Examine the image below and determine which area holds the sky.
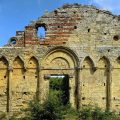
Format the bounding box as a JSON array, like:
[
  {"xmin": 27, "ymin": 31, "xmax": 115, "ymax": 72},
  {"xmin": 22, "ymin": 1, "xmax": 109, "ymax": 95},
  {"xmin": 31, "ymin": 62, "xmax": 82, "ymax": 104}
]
[{"xmin": 0, "ymin": 0, "xmax": 120, "ymax": 46}]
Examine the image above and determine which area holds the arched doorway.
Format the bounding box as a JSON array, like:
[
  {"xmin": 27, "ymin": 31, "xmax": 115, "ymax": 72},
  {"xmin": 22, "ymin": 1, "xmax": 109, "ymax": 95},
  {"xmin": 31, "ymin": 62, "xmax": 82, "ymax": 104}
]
[{"xmin": 40, "ymin": 48, "xmax": 78, "ymax": 108}]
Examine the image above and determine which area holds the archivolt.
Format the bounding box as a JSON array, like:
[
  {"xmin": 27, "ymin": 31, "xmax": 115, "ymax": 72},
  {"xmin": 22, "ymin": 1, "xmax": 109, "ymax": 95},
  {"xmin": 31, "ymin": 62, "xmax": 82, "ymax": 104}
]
[{"xmin": 41, "ymin": 46, "xmax": 79, "ymax": 67}]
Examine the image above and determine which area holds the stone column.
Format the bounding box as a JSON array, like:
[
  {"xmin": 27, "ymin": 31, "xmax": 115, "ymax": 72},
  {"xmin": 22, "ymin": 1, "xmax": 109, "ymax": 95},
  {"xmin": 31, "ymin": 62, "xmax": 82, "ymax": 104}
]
[
  {"xmin": 75, "ymin": 61, "xmax": 81, "ymax": 109},
  {"xmin": 37, "ymin": 65, "xmax": 41, "ymax": 101},
  {"xmin": 7, "ymin": 66, "xmax": 13, "ymax": 117},
  {"xmin": 107, "ymin": 65, "xmax": 112, "ymax": 110}
]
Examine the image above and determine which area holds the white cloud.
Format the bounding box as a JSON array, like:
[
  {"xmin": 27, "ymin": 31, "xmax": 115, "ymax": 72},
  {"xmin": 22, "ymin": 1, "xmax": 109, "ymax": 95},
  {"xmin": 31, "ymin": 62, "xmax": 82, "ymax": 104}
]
[{"xmin": 92, "ymin": 0, "xmax": 120, "ymax": 11}]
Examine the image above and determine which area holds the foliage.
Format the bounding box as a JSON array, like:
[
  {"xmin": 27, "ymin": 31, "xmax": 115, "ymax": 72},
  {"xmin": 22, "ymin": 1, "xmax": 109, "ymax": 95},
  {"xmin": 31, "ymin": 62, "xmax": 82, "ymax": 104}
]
[
  {"xmin": 10, "ymin": 116, "xmax": 18, "ymax": 120},
  {"xmin": 0, "ymin": 111, "xmax": 6, "ymax": 120},
  {"xmin": 78, "ymin": 105, "xmax": 92, "ymax": 120},
  {"xmin": 9, "ymin": 77, "xmax": 120, "ymax": 120},
  {"xmin": 22, "ymin": 96, "xmax": 64, "ymax": 120},
  {"xmin": 78, "ymin": 105, "xmax": 120, "ymax": 120},
  {"xmin": 50, "ymin": 77, "xmax": 63, "ymax": 90},
  {"xmin": 20, "ymin": 77, "xmax": 74, "ymax": 120},
  {"xmin": 50, "ymin": 76, "xmax": 69, "ymax": 105},
  {"xmin": 9, "ymin": 103, "xmax": 120, "ymax": 120}
]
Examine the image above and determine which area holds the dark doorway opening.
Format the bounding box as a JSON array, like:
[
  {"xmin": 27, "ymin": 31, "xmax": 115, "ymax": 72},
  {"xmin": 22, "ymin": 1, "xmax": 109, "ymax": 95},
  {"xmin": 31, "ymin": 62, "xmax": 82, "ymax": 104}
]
[{"xmin": 49, "ymin": 74, "xmax": 69, "ymax": 105}]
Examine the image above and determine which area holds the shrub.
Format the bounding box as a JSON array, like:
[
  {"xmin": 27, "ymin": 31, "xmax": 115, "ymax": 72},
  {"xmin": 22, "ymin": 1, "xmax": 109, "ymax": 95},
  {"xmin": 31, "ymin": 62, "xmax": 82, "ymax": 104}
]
[
  {"xmin": 0, "ymin": 112, "xmax": 6, "ymax": 120},
  {"xmin": 78, "ymin": 105, "xmax": 93, "ymax": 120},
  {"xmin": 77, "ymin": 105, "xmax": 120, "ymax": 120},
  {"xmin": 23, "ymin": 93, "xmax": 65, "ymax": 120},
  {"xmin": 9, "ymin": 77, "xmax": 120, "ymax": 120}
]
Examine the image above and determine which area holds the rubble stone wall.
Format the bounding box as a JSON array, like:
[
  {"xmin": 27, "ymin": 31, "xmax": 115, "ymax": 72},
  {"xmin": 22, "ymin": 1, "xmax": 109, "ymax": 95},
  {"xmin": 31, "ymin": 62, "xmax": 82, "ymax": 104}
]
[{"xmin": 0, "ymin": 4, "xmax": 120, "ymax": 114}]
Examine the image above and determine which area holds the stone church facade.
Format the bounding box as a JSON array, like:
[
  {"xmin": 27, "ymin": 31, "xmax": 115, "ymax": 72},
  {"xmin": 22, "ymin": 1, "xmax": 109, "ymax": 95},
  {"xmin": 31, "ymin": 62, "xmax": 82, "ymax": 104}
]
[{"xmin": 0, "ymin": 4, "xmax": 120, "ymax": 114}]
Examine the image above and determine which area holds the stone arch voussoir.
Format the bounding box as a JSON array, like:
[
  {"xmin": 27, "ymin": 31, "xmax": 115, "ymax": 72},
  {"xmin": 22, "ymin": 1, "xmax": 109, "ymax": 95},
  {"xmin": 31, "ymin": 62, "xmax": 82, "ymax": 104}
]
[{"xmin": 41, "ymin": 46, "xmax": 79, "ymax": 68}]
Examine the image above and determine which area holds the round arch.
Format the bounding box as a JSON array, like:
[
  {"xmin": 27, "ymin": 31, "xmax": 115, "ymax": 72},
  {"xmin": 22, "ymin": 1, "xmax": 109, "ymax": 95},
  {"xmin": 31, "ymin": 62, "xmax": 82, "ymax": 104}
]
[
  {"xmin": 40, "ymin": 46, "xmax": 79, "ymax": 108},
  {"xmin": 41, "ymin": 46, "xmax": 79, "ymax": 67}
]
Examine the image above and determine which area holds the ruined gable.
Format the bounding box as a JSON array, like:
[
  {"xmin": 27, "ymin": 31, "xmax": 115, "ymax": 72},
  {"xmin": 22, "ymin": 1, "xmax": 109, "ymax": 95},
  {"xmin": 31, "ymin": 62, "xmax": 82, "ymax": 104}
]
[{"xmin": 0, "ymin": 4, "xmax": 120, "ymax": 115}]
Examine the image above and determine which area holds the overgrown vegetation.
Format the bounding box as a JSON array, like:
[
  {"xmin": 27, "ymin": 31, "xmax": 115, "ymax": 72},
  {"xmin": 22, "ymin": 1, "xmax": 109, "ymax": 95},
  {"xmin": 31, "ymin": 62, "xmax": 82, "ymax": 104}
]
[
  {"xmin": 49, "ymin": 76, "xmax": 69, "ymax": 105},
  {"xmin": 20, "ymin": 96, "xmax": 77, "ymax": 120},
  {"xmin": 8, "ymin": 102, "xmax": 120, "ymax": 120},
  {"xmin": 78, "ymin": 105, "xmax": 120, "ymax": 120},
  {"xmin": 0, "ymin": 111, "xmax": 7, "ymax": 120},
  {"xmin": 0, "ymin": 77, "xmax": 119, "ymax": 120}
]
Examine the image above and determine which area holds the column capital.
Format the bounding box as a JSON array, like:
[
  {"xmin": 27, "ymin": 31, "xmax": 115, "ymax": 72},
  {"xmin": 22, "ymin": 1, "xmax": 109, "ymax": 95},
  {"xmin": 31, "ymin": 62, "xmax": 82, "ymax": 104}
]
[
  {"xmin": 92, "ymin": 67, "xmax": 97, "ymax": 71},
  {"xmin": 8, "ymin": 66, "xmax": 13, "ymax": 71},
  {"xmin": 37, "ymin": 66, "xmax": 44, "ymax": 71},
  {"xmin": 106, "ymin": 65, "xmax": 113, "ymax": 72},
  {"xmin": 37, "ymin": 66, "xmax": 40, "ymax": 71},
  {"xmin": 109, "ymin": 65, "xmax": 113, "ymax": 71},
  {"xmin": 75, "ymin": 66, "xmax": 81, "ymax": 70}
]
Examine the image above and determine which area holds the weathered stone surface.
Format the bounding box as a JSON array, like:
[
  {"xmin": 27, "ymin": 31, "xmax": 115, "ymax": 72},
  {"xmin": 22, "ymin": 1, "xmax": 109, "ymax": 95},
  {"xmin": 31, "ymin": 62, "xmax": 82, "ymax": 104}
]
[{"xmin": 0, "ymin": 3, "xmax": 120, "ymax": 114}]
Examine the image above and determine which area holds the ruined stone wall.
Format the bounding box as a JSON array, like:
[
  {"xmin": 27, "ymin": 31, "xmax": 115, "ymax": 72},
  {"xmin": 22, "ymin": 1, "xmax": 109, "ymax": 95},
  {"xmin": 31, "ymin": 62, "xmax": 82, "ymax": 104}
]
[{"xmin": 0, "ymin": 4, "xmax": 120, "ymax": 114}]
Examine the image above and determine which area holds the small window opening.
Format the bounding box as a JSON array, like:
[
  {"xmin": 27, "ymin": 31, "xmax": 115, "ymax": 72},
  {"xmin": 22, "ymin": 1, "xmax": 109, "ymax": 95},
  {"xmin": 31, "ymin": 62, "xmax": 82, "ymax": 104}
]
[
  {"xmin": 10, "ymin": 38, "xmax": 16, "ymax": 45},
  {"xmin": 113, "ymin": 16, "xmax": 116, "ymax": 19},
  {"xmin": 118, "ymin": 56, "xmax": 120, "ymax": 60},
  {"xmin": 104, "ymin": 33, "xmax": 107, "ymax": 35},
  {"xmin": 82, "ymin": 97, "xmax": 85, "ymax": 100},
  {"xmin": 23, "ymin": 92, "xmax": 27, "ymax": 95},
  {"xmin": 74, "ymin": 26, "xmax": 77, "ymax": 29},
  {"xmin": 23, "ymin": 76, "xmax": 25, "ymax": 79},
  {"xmin": 54, "ymin": 10, "xmax": 58, "ymax": 15},
  {"xmin": 58, "ymin": 26, "xmax": 60, "ymax": 28},
  {"xmin": 37, "ymin": 25, "xmax": 46, "ymax": 39},
  {"xmin": 102, "ymin": 97, "xmax": 105, "ymax": 100},
  {"xmin": 4, "ymin": 76, "xmax": 6, "ymax": 78},
  {"xmin": 88, "ymin": 28, "xmax": 90, "ymax": 32},
  {"xmin": 73, "ymin": 11, "xmax": 76, "ymax": 14},
  {"xmin": 113, "ymin": 35, "xmax": 119, "ymax": 41}
]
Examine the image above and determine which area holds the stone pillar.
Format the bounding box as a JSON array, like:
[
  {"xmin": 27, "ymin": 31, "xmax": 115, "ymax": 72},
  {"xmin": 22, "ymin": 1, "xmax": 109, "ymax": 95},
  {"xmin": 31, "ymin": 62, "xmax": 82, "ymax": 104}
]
[
  {"xmin": 69, "ymin": 74, "xmax": 75, "ymax": 108},
  {"xmin": 7, "ymin": 66, "xmax": 13, "ymax": 116},
  {"xmin": 107, "ymin": 65, "xmax": 112, "ymax": 110},
  {"xmin": 37, "ymin": 66, "xmax": 41, "ymax": 101},
  {"xmin": 75, "ymin": 61, "xmax": 81, "ymax": 109}
]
